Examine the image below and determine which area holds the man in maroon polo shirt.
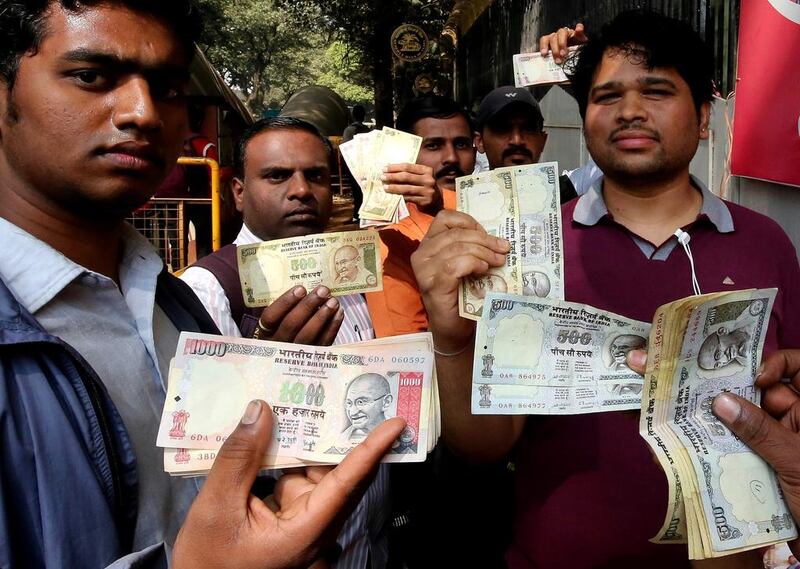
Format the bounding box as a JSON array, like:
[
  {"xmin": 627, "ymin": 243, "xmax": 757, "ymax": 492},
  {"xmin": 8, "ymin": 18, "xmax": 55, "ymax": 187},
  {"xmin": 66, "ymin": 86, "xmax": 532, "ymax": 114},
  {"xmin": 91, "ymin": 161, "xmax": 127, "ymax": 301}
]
[{"xmin": 410, "ymin": 10, "xmax": 800, "ymax": 568}]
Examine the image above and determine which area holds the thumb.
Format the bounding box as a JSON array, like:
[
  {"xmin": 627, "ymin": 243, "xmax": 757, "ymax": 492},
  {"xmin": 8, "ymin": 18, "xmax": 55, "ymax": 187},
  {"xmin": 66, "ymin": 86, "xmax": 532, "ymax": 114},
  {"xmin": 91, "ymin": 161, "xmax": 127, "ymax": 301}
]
[
  {"xmin": 712, "ymin": 393, "xmax": 799, "ymax": 475},
  {"xmin": 204, "ymin": 399, "xmax": 274, "ymax": 508}
]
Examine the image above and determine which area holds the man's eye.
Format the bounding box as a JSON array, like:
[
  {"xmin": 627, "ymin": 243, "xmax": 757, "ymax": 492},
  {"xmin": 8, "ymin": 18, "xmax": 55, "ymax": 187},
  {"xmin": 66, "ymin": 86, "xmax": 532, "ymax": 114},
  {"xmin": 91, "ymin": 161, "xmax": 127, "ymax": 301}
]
[
  {"xmin": 73, "ymin": 70, "xmax": 107, "ymax": 87},
  {"xmin": 643, "ymin": 89, "xmax": 671, "ymax": 98},
  {"xmin": 152, "ymin": 82, "xmax": 184, "ymax": 100},
  {"xmin": 594, "ymin": 93, "xmax": 620, "ymax": 103},
  {"xmin": 455, "ymin": 141, "xmax": 472, "ymax": 149},
  {"xmin": 424, "ymin": 143, "xmax": 441, "ymax": 150}
]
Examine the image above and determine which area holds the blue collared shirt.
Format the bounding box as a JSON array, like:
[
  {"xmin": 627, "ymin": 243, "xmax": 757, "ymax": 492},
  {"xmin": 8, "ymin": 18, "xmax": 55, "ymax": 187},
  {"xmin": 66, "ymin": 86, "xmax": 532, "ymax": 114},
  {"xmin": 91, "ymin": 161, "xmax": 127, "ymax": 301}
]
[{"xmin": 0, "ymin": 217, "xmax": 199, "ymax": 551}]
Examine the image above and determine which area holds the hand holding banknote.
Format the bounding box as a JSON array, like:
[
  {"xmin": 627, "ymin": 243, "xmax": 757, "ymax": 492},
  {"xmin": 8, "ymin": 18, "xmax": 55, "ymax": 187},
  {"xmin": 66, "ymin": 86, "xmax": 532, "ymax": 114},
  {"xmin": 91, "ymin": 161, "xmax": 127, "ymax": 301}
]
[
  {"xmin": 381, "ymin": 162, "xmax": 443, "ymax": 216},
  {"xmin": 411, "ymin": 210, "xmax": 510, "ymax": 354},
  {"xmin": 538, "ymin": 22, "xmax": 588, "ymax": 64},
  {"xmin": 173, "ymin": 399, "xmax": 406, "ymax": 569},
  {"xmin": 253, "ymin": 285, "xmax": 343, "ymax": 345}
]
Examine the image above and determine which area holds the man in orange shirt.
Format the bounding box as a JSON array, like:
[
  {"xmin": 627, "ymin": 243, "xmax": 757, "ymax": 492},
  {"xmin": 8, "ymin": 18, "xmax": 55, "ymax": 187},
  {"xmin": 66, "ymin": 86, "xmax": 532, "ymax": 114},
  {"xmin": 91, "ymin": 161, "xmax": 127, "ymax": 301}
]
[{"xmin": 367, "ymin": 96, "xmax": 477, "ymax": 337}]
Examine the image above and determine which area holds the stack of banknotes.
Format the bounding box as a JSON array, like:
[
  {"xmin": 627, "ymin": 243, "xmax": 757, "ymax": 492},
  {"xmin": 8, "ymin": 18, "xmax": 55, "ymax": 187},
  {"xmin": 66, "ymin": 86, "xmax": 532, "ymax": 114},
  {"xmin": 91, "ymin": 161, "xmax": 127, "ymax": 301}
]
[
  {"xmin": 472, "ymin": 293, "xmax": 651, "ymax": 415},
  {"xmin": 339, "ymin": 127, "xmax": 422, "ymax": 227},
  {"xmin": 639, "ymin": 288, "xmax": 797, "ymax": 558},
  {"xmin": 237, "ymin": 230, "xmax": 383, "ymax": 307},
  {"xmin": 456, "ymin": 162, "xmax": 565, "ymax": 319},
  {"xmin": 157, "ymin": 332, "xmax": 440, "ymax": 476},
  {"xmin": 512, "ymin": 46, "xmax": 578, "ymax": 87}
]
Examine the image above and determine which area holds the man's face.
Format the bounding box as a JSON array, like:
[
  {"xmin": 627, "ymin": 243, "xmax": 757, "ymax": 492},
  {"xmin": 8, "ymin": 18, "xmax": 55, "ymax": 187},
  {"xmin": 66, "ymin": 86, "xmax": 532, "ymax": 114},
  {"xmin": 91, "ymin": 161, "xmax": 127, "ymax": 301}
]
[
  {"xmin": 233, "ymin": 129, "xmax": 332, "ymax": 241},
  {"xmin": 583, "ymin": 49, "xmax": 710, "ymax": 186},
  {"xmin": 413, "ymin": 114, "xmax": 476, "ymax": 191},
  {"xmin": 0, "ymin": 4, "xmax": 189, "ymax": 218},
  {"xmin": 334, "ymin": 247, "xmax": 360, "ymax": 281},
  {"xmin": 476, "ymin": 105, "xmax": 547, "ymax": 168},
  {"xmin": 345, "ymin": 377, "xmax": 390, "ymax": 431}
]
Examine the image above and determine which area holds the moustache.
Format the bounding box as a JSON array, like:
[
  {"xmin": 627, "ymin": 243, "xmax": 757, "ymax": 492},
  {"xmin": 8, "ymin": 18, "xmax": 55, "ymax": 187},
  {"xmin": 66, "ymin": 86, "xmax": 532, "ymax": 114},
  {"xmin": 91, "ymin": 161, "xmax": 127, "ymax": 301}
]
[
  {"xmin": 609, "ymin": 123, "xmax": 661, "ymax": 142},
  {"xmin": 502, "ymin": 146, "xmax": 533, "ymax": 160},
  {"xmin": 435, "ymin": 165, "xmax": 465, "ymax": 179}
]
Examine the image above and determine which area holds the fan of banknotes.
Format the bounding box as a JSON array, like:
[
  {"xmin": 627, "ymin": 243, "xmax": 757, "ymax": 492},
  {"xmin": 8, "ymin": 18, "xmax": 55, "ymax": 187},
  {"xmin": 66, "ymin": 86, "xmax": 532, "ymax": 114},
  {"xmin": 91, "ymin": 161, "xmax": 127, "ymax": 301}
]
[
  {"xmin": 456, "ymin": 162, "xmax": 565, "ymax": 320},
  {"xmin": 512, "ymin": 46, "xmax": 578, "ymax": 88},
  {"xmin": 157, "ymin": 332, "xmax": 440, "ymax": 476},
  {"xmin": 640, "ymin": 288, "xmax": 797, "ymax": 558},
  {"xmin": 236, "ymin": 230, "xmax": 384, "ymax": 307},
  {"xmin": 339, "ymin": 127, "xmax": 422, "ymax": 227}
]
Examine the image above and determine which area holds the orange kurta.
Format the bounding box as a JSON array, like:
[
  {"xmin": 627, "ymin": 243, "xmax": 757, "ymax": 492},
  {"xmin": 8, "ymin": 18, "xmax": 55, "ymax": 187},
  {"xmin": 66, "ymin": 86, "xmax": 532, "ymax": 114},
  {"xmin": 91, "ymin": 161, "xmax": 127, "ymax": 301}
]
[{"xmin": 366, "ymin": 189, "xmax": 456, "ymax": 337}]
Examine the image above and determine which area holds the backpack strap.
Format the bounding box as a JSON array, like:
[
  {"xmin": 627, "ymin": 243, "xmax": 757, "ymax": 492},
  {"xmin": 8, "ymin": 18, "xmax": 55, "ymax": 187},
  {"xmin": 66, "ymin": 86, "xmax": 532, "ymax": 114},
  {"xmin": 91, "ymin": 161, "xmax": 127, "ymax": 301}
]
[{"xmin": 191, "ymin": 244, "xmax": 263, "ymax": 337}]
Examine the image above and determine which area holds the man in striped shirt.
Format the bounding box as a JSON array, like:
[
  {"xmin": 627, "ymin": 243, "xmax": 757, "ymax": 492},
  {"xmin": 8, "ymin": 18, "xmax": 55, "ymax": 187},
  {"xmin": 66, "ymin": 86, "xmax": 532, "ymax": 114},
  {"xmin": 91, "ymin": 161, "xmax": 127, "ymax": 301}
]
[{"xmin": 181, "ymin": 116, "xmax": 386, "ymax": 569}]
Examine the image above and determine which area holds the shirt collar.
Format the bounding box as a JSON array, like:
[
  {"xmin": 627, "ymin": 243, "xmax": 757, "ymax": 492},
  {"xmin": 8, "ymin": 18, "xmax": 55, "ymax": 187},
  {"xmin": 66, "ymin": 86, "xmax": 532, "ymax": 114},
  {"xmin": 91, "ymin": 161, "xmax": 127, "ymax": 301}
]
[
  {"xmin": 234, "ymin": 223, "xmax": 261, "ymax": 246},
  {"xmin": 572, "ymin": 174, "xmax": 734, "ymax": 233},
  {"xmin": 0, "ymin": 217, "xmax": 162, "ymax": 314}
]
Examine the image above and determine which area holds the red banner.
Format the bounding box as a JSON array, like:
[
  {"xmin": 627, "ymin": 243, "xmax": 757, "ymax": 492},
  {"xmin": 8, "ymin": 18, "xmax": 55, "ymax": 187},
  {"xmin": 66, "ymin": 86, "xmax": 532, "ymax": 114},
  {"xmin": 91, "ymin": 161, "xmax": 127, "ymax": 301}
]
[{"xmin": 731, "ymin": 0, "xmax": 800, "ymax": 187}]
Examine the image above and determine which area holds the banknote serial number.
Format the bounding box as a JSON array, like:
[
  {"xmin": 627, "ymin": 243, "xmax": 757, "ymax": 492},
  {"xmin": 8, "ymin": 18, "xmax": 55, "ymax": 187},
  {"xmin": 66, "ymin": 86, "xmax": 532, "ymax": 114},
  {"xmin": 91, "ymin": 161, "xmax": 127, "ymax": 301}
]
[{"xmin": 391, "ymin": 356, "xmax": 426, "ymax": 364}]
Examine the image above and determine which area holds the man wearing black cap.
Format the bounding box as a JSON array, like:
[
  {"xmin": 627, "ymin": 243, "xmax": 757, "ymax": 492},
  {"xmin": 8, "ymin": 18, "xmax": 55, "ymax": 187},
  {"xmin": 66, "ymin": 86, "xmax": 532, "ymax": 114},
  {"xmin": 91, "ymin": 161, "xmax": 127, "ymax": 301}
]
[{"xmin": 476, "ymin": 85, "xmax": 548, "ymax": 169}]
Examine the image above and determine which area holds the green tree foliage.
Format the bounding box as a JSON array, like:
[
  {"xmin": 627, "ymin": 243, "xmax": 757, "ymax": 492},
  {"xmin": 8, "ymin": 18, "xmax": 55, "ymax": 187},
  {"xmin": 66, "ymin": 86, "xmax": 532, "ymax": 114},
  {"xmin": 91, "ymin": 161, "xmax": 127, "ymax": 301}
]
[{"xmin": 196, "ymin": 0, "xmax": 374, "ymax": 115}]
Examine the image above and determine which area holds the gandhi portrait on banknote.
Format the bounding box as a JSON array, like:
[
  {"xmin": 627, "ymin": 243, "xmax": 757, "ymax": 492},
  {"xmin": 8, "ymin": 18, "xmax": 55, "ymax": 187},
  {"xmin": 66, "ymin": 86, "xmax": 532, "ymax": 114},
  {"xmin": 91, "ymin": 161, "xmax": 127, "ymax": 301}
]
[
  {"xmin": 333, "ymin": 245, "xmax": 375, "ymax": 286},
  {"xmin": 341, "ymin": 373, "xmax": 395, "ymax": 441},
  {"xmin": 697, "ymin": 326, "xmax": 752, "ymax": 370},
  {"xmin": 522, "ymin": 271, "xmax": 551, "ymax": 298},
  {"xmin": 467, "ymin": 274, "xmax": 508, "ymax": 301},
  {"xmin": 607, "ymin": 334, "xmax": 647, "ymax": 371}
]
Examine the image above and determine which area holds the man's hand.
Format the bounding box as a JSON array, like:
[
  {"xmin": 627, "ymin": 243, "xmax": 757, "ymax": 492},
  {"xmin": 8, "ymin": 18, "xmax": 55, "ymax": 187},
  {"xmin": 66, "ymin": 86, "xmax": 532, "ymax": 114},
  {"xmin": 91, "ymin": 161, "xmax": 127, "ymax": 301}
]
[
  {"xmin": 411, "ymin": 210, "xmax": 509, "ymax": 354},
  {"xmin": 381, "ymin": 163, "xmax": 443, "ymax": 216},
  {"xmin": 172, "ymin": 400, "xmax": 406, "ymax": 569},
  {"xmin": 538, "ymin": 23, "xmax": 588, "ymax": 64},
  {"xmin": 255, "ymin": 285, "xmax": 343, "ymax": 345}
]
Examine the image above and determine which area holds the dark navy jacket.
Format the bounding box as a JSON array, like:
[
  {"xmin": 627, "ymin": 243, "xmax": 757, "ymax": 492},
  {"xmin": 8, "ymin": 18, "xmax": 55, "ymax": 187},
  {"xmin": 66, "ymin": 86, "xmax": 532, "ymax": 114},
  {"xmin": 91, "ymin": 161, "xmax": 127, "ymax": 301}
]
[{"xmin": 0, "ymin": 270, "xmax": 218, "ymax": 568}]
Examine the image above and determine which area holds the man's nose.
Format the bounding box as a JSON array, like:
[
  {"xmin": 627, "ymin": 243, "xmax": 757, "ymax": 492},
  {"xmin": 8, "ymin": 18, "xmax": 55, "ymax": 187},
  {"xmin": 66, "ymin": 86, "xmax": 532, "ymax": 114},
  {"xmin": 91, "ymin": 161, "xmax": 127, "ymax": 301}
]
[
  {"xmin": 617, "ymin": 92, "xmax": 648, "ymax": 124},
  {"xmin": 441, "ymin": 141, "xmax": 458, "ymax": 165},
  {"xmin": 286, "ymin": 172, "xmax": 313, "ymax": 199},
  {"xmin": 112, "ymin": 77, "xmax": 164, "ymax": 133},
  {"xmin": 509, "ymin": 126, "xmax": 526, "ymax": 146}
]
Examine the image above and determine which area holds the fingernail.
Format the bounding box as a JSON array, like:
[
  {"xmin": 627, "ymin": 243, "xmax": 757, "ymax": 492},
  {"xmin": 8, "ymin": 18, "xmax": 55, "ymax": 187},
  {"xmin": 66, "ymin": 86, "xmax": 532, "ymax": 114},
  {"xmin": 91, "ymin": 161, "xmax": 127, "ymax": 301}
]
[
  {"xmin": 382, "ymin": 166, "xmax": 389, "ymax": 173},
  {"xmin": 560, "ymin": 49, "xmax": 567, "ymax": 57},
  {"xmin": 712, "ymin": 393, "xmax": 741, "ymax": 423},
  {"xmin": 293, "ymin": 286, "xmax": 306, "ymax": 298},
  {"xmin": 756, "ymin": 363, "xmax": 765, "ymax": 378},
  {"xmin": 316, "ymin": 286, "xmax": 330, "ymax": 298},
  {"xmin": 383, "ymin": 184, "xmax": 390, "ymax": 191},
  {"xmin": 628, "ymin": 349, "xmax": 647, "ymax": 369},
  {"xmin": 335, "ymin": 307, "xmax": 344, "ymax": 319},
  {"xmin": 497, "ymin": 238, "xmax": 511, "ymax": 251},
  {"xmin": 326, "ymin": 297, "xmax": 339, "ymax": 309},
  {"xmin": 242, "ymin": 400, "xmax": 262, "ymax": 425},
  {"xmin": 380, "ymin": 174, "xmax": 387, "ymax": 181}
]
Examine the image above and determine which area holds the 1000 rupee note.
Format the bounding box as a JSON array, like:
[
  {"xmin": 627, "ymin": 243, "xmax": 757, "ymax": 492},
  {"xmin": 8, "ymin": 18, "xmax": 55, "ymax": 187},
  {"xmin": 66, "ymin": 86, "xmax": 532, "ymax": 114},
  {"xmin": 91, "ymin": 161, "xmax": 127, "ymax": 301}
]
[
  {"xmin": 164, "ymin": 332, "xmax": 441, "ymax": 476},
  {"xmin": 457, "ymin": 163, "xmax": 563, "ymax": 320},
  {"xmin": 157, "ymin": 333, "xmax": 433, "ymax": 467},
  {"xmin": 237, "ymin": 230, "xmax": 383, "ymax": 307},
  {"xmin": 473, "ymin": 293, "xmax": 650, "ymax": 415},
  {"xmin": 359, "ymin": 127, "xmax": 422, "ymax": 222}
]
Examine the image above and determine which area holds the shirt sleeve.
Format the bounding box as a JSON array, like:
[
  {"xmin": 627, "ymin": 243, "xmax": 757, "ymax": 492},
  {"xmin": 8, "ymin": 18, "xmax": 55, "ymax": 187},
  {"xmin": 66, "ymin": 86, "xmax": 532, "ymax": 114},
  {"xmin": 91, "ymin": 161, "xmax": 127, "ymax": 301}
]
[
  {"xmin": 104, "ymin": 543, "xmax": 166, "ymax": 569},
  {"xmin": 180, "ymin": 267, "xmax": 242, "ymax": 338}
]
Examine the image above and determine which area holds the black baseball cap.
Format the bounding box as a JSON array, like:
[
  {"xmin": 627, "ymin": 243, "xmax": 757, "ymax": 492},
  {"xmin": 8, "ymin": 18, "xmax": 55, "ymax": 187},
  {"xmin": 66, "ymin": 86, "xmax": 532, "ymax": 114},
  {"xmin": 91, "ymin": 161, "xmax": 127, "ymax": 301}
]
[{"xmin": 477, "ymin": 86, "xmax": 544, "ymax": 131}]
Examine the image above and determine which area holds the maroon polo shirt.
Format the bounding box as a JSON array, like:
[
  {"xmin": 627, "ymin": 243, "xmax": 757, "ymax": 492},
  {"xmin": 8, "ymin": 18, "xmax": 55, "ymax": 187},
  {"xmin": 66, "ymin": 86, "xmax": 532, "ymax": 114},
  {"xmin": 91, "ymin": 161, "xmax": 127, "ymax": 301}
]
[{"xmin": 507, "ymin": 181, "xmax": 800, "ymax": 568}]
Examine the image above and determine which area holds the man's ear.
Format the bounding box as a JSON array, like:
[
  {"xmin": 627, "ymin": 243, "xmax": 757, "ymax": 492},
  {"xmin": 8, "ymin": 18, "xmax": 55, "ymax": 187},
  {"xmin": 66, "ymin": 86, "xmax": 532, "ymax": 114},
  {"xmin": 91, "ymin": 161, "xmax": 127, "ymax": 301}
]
[
  {"xmin": 231, "ymin": 177, "xmax": 245, "ymax": 213},
  {"xmin": 382, "ymin": 395, "xmax": 394, "ymax": 410},
  {"xmin": 474, "ymin": 131, "xmax": 485, "ymax": 154},
  {"xmin": 698, "ymin": 101, "xmax": 711, "ymax": 140}
]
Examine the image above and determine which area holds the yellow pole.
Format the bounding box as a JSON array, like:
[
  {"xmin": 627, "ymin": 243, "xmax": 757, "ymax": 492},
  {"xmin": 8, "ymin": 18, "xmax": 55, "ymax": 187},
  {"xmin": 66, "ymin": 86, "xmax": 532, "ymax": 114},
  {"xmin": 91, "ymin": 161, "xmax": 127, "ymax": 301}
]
[{"xmin": 177, "ymin": 157, "xmax": 221, "ymax": 251}]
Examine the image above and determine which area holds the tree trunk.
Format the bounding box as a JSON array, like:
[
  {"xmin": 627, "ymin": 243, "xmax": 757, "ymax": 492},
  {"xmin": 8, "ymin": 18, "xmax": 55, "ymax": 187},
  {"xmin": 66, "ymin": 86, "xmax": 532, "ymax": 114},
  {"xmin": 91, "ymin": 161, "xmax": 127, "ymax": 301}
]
[{"xmin": 371, "ymin": 4, "xmax": 397, "ymax": 127}]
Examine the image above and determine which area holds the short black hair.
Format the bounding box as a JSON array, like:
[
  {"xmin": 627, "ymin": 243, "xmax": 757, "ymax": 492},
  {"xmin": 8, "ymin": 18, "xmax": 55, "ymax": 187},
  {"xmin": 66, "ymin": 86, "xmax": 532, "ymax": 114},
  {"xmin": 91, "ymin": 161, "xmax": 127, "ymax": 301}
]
[
  {"xmin": 0, "ymin": 0, "xmax": 202, "ymax": 90},
  {"xmin": 396, "ymin": 95, "xmax": 476, "ymax": 135},
  {"xmin": 566, "ymin": 10, "xmax": 714, "ymax": 120},
  {"xmin": 234, "ymin": 116, "xmax": 333, "ymax": 178}
]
